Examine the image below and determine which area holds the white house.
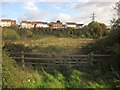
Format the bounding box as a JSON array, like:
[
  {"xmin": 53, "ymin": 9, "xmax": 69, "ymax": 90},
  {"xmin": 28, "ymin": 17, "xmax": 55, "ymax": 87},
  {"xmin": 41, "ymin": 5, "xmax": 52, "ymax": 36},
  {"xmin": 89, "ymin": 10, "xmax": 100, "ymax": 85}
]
[
  {"xmin": 76, "ymin": 24, "xmax": 84, "ymax": 29},
  {"xmin": 31, "ymin": 21, "xmax": 49, "ymax": 28},
  {"xmin": 65, "ymin": 22, "xmax": 77, "ymax": 28},
  {"xmin": 31, "ymin": 21, "xmax": 43, "ymax": 28},
  {"xmin": 42, "ymin": 22, "xmax": 49, "ymax": 28}
]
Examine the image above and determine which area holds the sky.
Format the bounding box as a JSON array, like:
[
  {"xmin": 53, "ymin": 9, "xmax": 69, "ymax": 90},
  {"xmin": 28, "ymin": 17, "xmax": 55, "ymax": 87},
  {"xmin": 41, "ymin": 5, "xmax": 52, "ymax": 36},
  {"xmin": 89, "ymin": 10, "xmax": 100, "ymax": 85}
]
[{"xmin": 0, "ymin": 0, "xmax": 119, "ymax": 26}]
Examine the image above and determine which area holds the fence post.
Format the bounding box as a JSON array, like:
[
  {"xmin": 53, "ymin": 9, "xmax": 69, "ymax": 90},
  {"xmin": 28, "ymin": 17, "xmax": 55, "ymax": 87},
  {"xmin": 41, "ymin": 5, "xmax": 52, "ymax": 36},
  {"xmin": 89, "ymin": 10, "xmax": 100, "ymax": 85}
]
[
  {"xmin": 21, "ymin": 51, "xmax": 25, "ymax": 67},
  {"xmin": 89, "ymin": 52, "xmax": 93, "ymax": 67}
]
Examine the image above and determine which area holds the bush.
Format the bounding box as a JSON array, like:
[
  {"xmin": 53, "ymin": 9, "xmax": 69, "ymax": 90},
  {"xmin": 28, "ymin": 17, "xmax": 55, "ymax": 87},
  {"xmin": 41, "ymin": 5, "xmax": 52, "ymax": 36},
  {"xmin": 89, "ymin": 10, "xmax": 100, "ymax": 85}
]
[
  {"xmin": 15, "ymin": 28, "xmax": 33, "ymax": 37},
  {"xmin": 2, "ymin": 51, "xmax": 116, "ymax": 89},
  {"xmin": 2, "ymin": 50, "xmax": 40, "ymax": 88},
  {"xmin": 2, "ymin": 28, "xmax": 20, "ymax": 40},
  {"xmin": 26, "ymin": 71, "xmax": 65, "ymax": 88},
  {"xmin": 3, "ymin": 43, "xmax": 32, "ymax": 53}
]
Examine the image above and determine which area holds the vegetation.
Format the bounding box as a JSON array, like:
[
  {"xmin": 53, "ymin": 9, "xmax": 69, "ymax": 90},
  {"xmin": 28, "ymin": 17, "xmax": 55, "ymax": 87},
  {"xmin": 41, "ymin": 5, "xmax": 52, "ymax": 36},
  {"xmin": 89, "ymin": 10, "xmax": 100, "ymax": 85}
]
[
  {"xmin": 2, "ymin": 20, "xmax": 108, "ymax": 40},
  {"xmin": 88, "ymin": 21, "xmax": 107, "ymax": 38},
  {"xmin": 2, "ymin": 27, "xmax": 20, "ymax": 40},
  {"xmin": 88, "ymin": 1, "xmax": 120, "ymax": 75},
  {"xmin": 2, "ymin": 35, "xmax": 93, "ymax": 55},
  {"xmin": 2, "ymin": 1, "xmax": 120, "ymax": 89},
  {"xmin": 2, "ymin": 51, "xmax": 117, "ymax": 88},
  {"xmin": 31, "ymin": 23, "xmax": 108, "ymax": 38},
  {"xmin": 2, "ymin": 51, "xmax": 40, "ymax": 88}
]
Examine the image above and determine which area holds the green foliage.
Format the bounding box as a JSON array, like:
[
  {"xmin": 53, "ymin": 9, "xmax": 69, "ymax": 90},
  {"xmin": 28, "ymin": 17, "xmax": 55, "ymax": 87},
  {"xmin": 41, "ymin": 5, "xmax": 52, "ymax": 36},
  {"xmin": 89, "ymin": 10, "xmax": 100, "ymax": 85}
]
[
  {"xmin": 31, "ymin": 27, "xmax": 97, "ymax": 38},
  {"xmin": 3, "ymin": 42, "xmax": 32, "ymax": 53},
  {"xmin": 2, "ymin": 51, "xmax": 116, "ymax": 88},
  {"xmin": 86, "ymin": 81, "xmax": 111, "ymax": 88},
  {"xmin": 2, "ymin": 51, "xmax": 40, "ymax": 88},
  {"xmin": 26, "ymin": 71, "xmax": 65, "ymax": 88},
  {"xmin": 66, "ymin": 70, "xmax": 83, "ymax": 88},
  {"xmin": 2, "ymin": 28, "xmax": 20, "ymax": 40},
  {"xmin": 15, "ymin": 28, "xmax": 33, "ymax": 37},
  {"xmin": 90, "ymin": 1, "xmax": 120, "ymax": 55},
  {"xmin": 88, "ymin": 1, "xmax": 120, "ymax": 74},
  {"xmin": 88, "ymin": 21, "xmax": 107, "ymax": 38}
]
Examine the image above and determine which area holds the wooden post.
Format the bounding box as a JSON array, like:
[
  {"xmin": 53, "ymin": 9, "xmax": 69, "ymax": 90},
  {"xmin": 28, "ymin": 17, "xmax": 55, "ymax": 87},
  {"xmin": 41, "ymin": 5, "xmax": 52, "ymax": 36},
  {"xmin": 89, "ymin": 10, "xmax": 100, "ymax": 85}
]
[
  {"xmin": 89, "ymin": 52, "xmax": 93, "ymax": 67},
  {"xmin": 21, "ymin": 51, "xmax": 25, "ymax": 67}
]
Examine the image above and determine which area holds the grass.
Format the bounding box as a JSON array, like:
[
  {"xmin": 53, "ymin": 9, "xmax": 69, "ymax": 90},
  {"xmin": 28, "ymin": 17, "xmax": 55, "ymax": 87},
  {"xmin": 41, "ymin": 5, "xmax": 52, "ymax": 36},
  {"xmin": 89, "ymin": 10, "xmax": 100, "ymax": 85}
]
[
  {"xmin": 2, "ymin": 49, "xmax": 117, "ymax": 88},
  {"xmin": 3, "ymin": 35, "xmax": 94, "ymax": 54}
]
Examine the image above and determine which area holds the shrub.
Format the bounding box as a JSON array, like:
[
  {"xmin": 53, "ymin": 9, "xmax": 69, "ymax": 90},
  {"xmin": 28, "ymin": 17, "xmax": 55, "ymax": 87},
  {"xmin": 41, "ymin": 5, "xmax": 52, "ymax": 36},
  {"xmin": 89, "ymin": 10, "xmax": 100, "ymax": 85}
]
[
  {"xmin": 26, "ymin": 71, "xmax": 65, "ymax": 88},
  {"xmin": 3, "ymin": 43, "xmax": 32, "ymax": 53},
  {"xmin": 16, "ymin": 28, "xmax": 33, "ymax": 37},
  {"xmin": 2, "ymin": 28, "xmax": 20, "ymax": 40},
  {"xmin": 2, "ymin": 50, "xmax": 40, "ymax": 88}
]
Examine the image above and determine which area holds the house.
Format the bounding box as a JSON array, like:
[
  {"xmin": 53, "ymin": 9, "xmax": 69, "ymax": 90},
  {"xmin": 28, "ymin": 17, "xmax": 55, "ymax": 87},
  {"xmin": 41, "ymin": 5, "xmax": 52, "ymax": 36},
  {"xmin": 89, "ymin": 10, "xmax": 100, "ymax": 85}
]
[
  {"xmin": 49, "ymin": 20, "xmax": 64, "ymax": 29},
  {"xmin": 20, "ymin": 21, "xmax": 32, "ymax": 29},
  {"xmin": 27, "ymin": 21, "xmax": 32, "ymax": 29},
  {"xmin": 76, "ymin": 24, "xmax": 84, "ymax": 29},
  {"xmin": 31, "ymin": 21, "xmax": 43, "ymax": 28},
  {"xmin": 65, "ymin": 22, "xmax": 77, "ymax": 28},
  {"xmin": 31, "ymin": 21, "xmax": 49, "ymax": 28},
  {"xmin": 20, "ymin": 21, "xmax": 27, "ymax": 28},
  {"xmin": 0, "ymin": 19, "xmax": 16, "ymax": 27},
  {"xmin": 42, "ymin": 22, "xmax": 49, "ymax": 28},
  {"xmin": 11, "ymin": 20, "xmax": 16, "ymax": 26}
]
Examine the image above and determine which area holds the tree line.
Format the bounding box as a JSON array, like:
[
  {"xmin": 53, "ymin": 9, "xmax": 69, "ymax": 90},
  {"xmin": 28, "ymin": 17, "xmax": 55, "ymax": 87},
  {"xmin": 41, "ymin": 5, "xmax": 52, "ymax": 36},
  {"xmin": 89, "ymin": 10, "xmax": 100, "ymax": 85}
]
[{"xmin": 3, "ymin": 21, "xmax": 109, "ymax": 40}]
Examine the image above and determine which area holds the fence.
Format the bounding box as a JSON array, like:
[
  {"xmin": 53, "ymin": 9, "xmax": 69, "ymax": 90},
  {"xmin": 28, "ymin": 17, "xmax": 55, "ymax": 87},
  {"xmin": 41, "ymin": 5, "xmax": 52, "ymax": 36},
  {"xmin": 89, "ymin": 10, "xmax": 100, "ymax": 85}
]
[{"xmin": 10, "ymin": 51, "xmax": 113, "ymax": 70}]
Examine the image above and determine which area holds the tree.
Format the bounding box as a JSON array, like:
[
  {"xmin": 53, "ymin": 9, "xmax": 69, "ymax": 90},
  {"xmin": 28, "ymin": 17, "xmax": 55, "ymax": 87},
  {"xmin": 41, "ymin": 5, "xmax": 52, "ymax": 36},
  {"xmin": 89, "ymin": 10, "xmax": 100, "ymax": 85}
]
[
  {"xmin": 109, "ymin": 1, "xmax": 120, "ymax": 55},
  {"xmin": 88, "ymin": 21, "xmax": 101, "ymax": 37},
  {"xmin": 99, "ymin": 23, "xmax": 107, "ymax": 37},
  {"xmin": 88, "ymin": 21, "xmax": 107, "ymax": 38}
]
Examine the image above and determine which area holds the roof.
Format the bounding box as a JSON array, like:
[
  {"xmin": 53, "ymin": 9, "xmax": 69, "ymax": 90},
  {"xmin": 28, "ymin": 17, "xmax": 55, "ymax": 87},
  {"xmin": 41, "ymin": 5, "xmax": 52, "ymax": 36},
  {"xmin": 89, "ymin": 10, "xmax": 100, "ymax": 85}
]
[
  {"xmin": 42, "ymin": 22, "xmax": 48, "ymax": 24},
  {"xmin": 32, "ymin": 21, "xmax": 43, "ymax": 24},
  {"xmin": 21, "ymin": 21, "xmax": 32, "ymax": 24},
  {"xmin": 66, "ymin": 22, "xmax": 76, "ymax": 25},
  {"xmin": 77, "ymin": 24, "xmax": 84, "ymax": 26},
  {"xmin": 11, "ymin": 20, "xmax": 16, "ymax": 22},
  {"xmin": 27, "ymin": 21, "xmax": 32, "ymax": 24},
  {"xmin": 1, "ymin": 19, "xmax": 12, "ymax": 22},
  {"xmin": 50, "ymin": 21, "xmax": 62, "ymax": 24},
  {"xmin": 21, "ymin": 21, "xmax": 27, "ymax": 23}
]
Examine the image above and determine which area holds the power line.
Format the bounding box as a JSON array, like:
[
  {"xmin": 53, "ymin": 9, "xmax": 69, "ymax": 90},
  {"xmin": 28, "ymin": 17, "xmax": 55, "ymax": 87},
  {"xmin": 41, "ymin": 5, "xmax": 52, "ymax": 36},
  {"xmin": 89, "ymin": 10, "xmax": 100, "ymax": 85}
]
[{"xmin": 90, "ymin": 12, "xmax": 95, "ymax": 21}]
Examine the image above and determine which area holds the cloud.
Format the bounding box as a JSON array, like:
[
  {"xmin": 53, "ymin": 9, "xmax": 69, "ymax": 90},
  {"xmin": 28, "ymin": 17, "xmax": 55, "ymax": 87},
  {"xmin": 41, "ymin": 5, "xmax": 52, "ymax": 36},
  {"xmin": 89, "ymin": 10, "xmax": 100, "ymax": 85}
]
[
  {"xmin": 69, "ymin": 2, "xmax": 116, "ymax": 25},
  {"xmin": 18, "ymin": 10, "xmax": 44, "ymax": 21},
  {"xmin": 24, "ymin": 2, "xmax": 38, "ymax": 11},
  {"xmin": 15, "ymin": 1, "xmax": 118, "ymax": 25},
  {"xmin": 18, "ymin": 2, "xmax": 46, "ymax": 22},
  {"xmin": 1, "ymin": 0, "xmax": 119, "ymax": 2},
  {"xmin": 53, "ymin": 12, "xmax": 72, "ymax": 23}
]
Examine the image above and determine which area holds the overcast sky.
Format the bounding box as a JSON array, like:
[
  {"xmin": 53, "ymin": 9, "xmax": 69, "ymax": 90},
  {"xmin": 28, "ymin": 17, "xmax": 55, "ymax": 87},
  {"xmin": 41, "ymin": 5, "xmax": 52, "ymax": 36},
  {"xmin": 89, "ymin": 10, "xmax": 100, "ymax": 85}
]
[{"xmin": 1, "ymin": 0, "xmax": 119, "ymax": 25}]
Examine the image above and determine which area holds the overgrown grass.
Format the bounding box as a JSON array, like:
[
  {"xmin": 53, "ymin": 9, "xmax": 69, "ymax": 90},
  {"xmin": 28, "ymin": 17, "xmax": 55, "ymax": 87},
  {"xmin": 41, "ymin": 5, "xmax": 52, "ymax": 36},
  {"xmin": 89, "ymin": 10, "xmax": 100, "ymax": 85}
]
[
  {"xmin": 3, "ymin": 36, "xmax": 94, "ymax": 54},
  {"xmin": 2, "ymin": 50, "xmax": 117, "ymax": 88},
  {"xmin": 2, "ymin": 28, "xmax": 20, "ymax": 40},
  {"xmin": 2, "ymin": 50, "xmax": 40, "ymax": 88}
]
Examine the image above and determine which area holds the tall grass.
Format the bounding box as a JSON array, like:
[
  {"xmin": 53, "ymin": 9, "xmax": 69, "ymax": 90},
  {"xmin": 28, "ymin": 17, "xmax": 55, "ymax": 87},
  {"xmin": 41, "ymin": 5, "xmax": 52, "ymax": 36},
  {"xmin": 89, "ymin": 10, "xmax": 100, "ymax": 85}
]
[{"xmin": 2, "ymin": 50, "xmax": 116, "ymax": 88}]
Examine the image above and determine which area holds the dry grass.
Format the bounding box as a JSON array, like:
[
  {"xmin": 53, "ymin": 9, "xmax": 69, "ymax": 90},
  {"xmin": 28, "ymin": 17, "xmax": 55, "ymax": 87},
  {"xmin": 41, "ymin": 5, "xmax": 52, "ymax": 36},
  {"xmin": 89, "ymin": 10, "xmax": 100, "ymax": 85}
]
[{"xmin": 3, "ymin": 36, "xmax": 94, "ymax": 54}]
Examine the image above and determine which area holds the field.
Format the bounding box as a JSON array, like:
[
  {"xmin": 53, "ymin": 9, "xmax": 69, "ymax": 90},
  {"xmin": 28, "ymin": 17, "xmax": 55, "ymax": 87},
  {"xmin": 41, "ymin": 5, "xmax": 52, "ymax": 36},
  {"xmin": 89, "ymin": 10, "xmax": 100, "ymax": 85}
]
[{"xmin": 3, "ymin": 36, "xmax": 94, "ymax": 54}]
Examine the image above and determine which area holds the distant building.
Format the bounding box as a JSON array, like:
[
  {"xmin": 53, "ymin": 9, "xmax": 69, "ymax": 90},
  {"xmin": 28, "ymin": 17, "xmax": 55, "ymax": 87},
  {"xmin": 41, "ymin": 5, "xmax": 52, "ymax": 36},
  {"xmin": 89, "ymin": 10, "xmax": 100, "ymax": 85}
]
[
  {"xmin": 65, "ymin": 22, "xmax": 77, "ymax": 28},
  {"xmin": 31, "ymin": 21, "xmax": 43, "ymax": 28},
  {"xmin": 42, "ymin": 22, "xmax": 49, "ymax": 28},
  {"xmin": 49, "ymin": 20, "xmax": 64, "ymax": 29},
  {"xmin": 0, "ymin": 19, "xmax": 16, "ymax": 27},
  {"xmin": 76, "ymin": 24, "xmax": 84, "ymax": 29},
  {"xmin": 20, "ymin": 21, "xmax": 32, "ymax": 29},
  {"xmin": 31, "ymin": 21, "xmax": 49, "ymax": 28}
]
